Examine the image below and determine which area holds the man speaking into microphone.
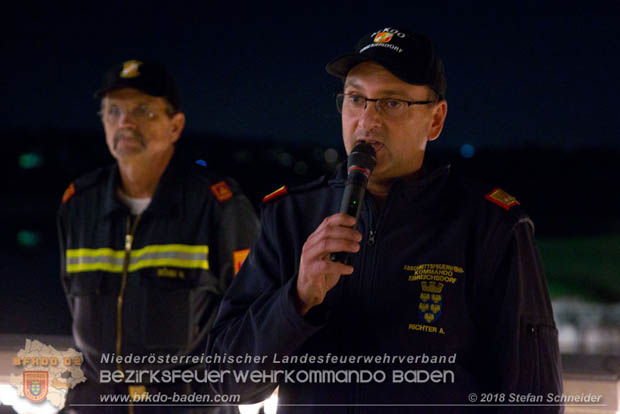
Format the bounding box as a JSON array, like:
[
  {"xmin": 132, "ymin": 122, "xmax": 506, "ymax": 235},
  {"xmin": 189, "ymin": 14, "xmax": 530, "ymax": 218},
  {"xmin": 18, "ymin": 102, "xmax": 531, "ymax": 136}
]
[{"xmin": 207, "ymin": 27, "xmax": 562, "ymax": 413}]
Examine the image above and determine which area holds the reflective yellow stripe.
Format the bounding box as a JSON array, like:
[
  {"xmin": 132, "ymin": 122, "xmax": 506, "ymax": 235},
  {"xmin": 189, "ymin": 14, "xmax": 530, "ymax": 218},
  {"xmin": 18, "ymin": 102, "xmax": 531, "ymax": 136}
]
[
  {"xmin": 66, "ymin": 244, "xmax": 209, "ymax": 274},
  {"xmin": 127, "ymin": 258, "xmax": 208, "ymax": 271},
  {"xmin": 67, "ymin": 248, "xmax": 124, "ymax": 259},
  {"xmin": 68, "ymin": 262, "xmax": 124, "ymax": 273},
  {"xmin": 67, "ymin": 244, "xmax": 208, "ymax": 258}
]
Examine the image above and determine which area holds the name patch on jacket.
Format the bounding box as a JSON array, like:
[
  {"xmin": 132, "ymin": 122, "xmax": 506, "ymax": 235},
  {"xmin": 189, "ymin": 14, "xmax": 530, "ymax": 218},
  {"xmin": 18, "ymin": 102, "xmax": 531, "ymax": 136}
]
[
  {"xmin": 405, "ymin": 263, "xmax": 463, "ymax": 335},
  {"xmin": 65, "ymin": 244, "xmax": 209, "ymax": 274},
  {"xmin": 157, "ymin": 268, "xmax": 185, "ymax": 279}
]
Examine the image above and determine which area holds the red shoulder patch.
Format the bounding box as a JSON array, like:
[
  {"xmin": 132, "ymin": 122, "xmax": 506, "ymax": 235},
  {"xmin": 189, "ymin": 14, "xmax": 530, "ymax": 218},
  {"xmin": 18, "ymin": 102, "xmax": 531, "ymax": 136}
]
[
  {"xmin": 62, "ymin": 183, "xmax": 76, "ymax": 204},
  {"xmin": 485, "ymin": 188, "xmax": 519, "ymax": 211},
  {"xmin": 262, "ymin": 186, "xmax": 288, "ymax": 203},
  {"xmin": 210, "ymin": 181, "xmax": 233, "ymax": 202}
]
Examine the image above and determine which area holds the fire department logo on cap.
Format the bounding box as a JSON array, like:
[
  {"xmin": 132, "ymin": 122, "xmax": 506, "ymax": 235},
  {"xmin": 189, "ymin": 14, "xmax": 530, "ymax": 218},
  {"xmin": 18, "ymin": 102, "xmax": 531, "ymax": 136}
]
[
  {"xmin": 120, "ymin": 60, "xmax": 142, "ymax": 78},
  {"xmin": 373, "ymin": 32, "xmax": 394, "ymax": 43}
]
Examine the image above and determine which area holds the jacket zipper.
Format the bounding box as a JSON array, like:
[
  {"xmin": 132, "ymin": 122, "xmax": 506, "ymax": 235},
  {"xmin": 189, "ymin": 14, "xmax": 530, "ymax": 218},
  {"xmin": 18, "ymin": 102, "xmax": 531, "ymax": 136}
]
[
  {"xmin": 364, "ymin": 196, "xmax": 376, "ymax": 246},
  {"xmin": 367, "ymin": 230, "xmax": 376, "ymax": 246},
  {"xmin": 367, "ymin": 183, "xmax": 399, "ymax": 246},
  {"xmin": 357, "ymin": 188, "xmax": 398, "ymax": 414},
  {"xmin": 355, "ymin": 197, "xmax": 381, "ymax": 414},
  {"xmin": 116, "ymin": 214, "xmax": 141, "ymax": 376}
]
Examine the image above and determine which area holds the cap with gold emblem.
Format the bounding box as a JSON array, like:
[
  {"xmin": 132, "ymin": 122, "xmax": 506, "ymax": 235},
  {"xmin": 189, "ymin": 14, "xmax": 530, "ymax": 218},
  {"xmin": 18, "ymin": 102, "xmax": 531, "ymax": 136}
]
[
  {"xmin": 94, "ymin": 59, "xmax": 181, "ymax": 111},
  {"xmin": 326, "ymin": 27, "xmax": 447, "ymax": 99}
]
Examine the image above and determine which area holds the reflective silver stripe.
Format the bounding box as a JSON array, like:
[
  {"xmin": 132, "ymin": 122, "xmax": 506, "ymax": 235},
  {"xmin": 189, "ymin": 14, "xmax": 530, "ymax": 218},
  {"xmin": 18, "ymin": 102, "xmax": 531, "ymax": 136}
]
[
  {"xmin": 66, "ymin": 245, "xmax": 209, "ymax": 273},
  {"xmin": 67, "ymin": 251, "xmax": 206, "ymax": 265}
]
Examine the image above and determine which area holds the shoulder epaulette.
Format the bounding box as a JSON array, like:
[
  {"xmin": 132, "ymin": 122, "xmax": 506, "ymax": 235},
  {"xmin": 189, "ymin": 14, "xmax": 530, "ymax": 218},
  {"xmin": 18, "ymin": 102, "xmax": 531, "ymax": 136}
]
[
  {"xmin": 61, "ymin": 183, "xmax": 76, "ymax": 203},
  {"xmin": 262, "ymin": 186, "xmax": 288, "ymax": 203},
  {"xmin": 62, "ymin": 167, "xmax": 109, "ymax": 204},
  {"xmin": 485, "ymin": 187, "xmax": 520, "ymax": 211},
  {"xmin": 210, "ymin": 180, "xmax": 234, "ymax": 203},
  {"xmin": 191, "ymin": 159, "xmax": 237, "ymax": 203},
  {"xmin": 262, "ymin": 175, "xmax": 329, "ymax": 204}
]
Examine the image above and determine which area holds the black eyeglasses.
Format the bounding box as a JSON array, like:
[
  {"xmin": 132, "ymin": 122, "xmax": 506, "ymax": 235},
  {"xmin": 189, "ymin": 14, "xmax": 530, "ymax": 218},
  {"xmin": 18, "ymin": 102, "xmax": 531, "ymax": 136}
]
[{"xmin": 336, "ymin": 93, "xmax": 436, "ymax": 120}]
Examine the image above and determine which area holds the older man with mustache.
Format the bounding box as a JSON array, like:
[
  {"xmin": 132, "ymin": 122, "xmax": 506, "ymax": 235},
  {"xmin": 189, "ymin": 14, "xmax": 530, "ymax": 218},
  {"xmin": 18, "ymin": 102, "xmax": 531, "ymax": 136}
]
[{"xmin": 58, "ymin": 60, "xmax": 259, "ymax": 413}]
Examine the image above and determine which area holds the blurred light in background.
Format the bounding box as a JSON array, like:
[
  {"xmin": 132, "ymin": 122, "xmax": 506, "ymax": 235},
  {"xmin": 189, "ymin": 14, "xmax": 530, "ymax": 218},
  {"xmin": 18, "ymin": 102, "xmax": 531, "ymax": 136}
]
[
  {"xmin": 459, "ymin": 144, "xmax": 475, "ymax": 159},
  {"xmin": 233, "ymin": 151, "xmax": 253, "ymax": 164},
  {"xmin": 17, "ymin": 230, "xmax": 41, "ymax": 248},
  {"xmin": 18, "ymin": 153, "xmax": 44, "ymax": 169},
  {"xmin": 323, "ymin": 148, "xmax": 339, "ymax": 164},
  {"xmin": 294, "ymin": 161, "xmax": 308, "ymax": 175},
  {"xmin": 554, "ymin": 299, "xmax": 620, "ymax": 355},
  {"xmin": 277, "ymin": 152, "xmax": 294, "ymax": 168}
]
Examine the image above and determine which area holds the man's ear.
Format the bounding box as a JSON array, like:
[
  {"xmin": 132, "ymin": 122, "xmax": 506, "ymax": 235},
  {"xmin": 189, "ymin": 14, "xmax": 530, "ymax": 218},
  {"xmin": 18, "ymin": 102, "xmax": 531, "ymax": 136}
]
[
  {"xmin": 170, "ymin": 112, "xmax": 185, "ymax": 143},
  {"xmin": 427, "ymin": 100, "xmax": 447, "ymax": 142}
]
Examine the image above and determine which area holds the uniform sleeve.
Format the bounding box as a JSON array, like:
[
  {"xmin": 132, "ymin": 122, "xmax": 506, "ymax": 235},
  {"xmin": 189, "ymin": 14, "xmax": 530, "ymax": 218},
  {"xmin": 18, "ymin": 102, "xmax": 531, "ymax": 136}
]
[
  {"xmin": 213, "ymin": 183, "xmax": 261, "ymax": 294},
  {"xmin": 206, "ymin": 205, "xmax": 324, "ymax": 403},
  {"xmin": 57, "ymin": 204, "xmax": 75, "ymax": 318},
  {"xmin": 484, "ymin": 219, "xmax": 563, "ymax": 413}
]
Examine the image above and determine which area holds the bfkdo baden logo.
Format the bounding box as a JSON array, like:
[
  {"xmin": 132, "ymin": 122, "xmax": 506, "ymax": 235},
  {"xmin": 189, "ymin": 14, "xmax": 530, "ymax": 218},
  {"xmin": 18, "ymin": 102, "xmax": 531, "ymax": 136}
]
[
  {"xmin": 10, "ymin": 339, "xmax": 87, "ymax": 409},
  {"xmin": 23, "ymin": 371, "xmax": 49, "ymax": 402}
]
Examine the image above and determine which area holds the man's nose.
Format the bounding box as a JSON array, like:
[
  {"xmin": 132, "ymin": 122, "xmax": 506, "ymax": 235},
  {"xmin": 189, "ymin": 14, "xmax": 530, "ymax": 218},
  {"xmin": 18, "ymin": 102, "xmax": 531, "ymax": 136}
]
[
  {"xmin": 118, "ymin": 109, "xmax": 137, "ymax": 126},
  {"xmin": 358, "ymin": 100, "xmax": 382, "ymax": 129}
]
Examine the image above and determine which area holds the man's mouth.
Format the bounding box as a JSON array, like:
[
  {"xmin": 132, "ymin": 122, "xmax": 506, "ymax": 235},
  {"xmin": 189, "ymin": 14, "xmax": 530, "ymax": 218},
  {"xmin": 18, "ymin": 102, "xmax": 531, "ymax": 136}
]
[{"xmin": 356, "ymin": 139, "xmax": 384, "ymax": 154}]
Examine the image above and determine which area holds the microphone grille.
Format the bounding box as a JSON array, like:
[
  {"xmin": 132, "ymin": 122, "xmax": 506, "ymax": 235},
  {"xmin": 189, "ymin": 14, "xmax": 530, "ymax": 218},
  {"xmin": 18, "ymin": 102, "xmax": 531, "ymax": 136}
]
[{"xmin": 348, "ymin": 141, "xmax": 377, "ymax": 171}]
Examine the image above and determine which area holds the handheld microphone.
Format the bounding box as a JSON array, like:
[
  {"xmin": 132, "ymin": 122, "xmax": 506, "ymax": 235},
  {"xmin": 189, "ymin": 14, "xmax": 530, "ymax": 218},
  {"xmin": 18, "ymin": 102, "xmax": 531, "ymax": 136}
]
[{"xmin": 330, "ymin": 141, "xmax": 376, "ymax": 264}]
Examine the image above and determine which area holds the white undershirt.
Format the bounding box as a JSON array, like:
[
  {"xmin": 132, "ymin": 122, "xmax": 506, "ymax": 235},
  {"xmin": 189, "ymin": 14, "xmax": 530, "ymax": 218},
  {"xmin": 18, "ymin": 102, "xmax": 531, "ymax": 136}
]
[{"xmin": 117, "ymin": 189, "xmax": 152, "ymax": 215}]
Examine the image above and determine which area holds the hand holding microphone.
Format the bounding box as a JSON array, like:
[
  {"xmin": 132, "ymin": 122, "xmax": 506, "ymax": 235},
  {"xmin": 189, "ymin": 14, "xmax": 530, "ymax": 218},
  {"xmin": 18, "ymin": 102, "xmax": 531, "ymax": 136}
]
[
  {"xmin": 295, "ymin": 142, "xmax": 376, "ymax": 316},
  {"xmin": 330, "ymin": 141, "xmax": 376, "ymax": 264}
]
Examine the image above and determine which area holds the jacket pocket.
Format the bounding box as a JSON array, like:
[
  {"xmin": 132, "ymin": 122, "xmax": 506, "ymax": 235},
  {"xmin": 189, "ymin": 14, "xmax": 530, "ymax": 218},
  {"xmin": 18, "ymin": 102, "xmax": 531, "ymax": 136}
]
[
  {"xmin": 69, "ymin": 273, "xmax": 103, "ymax": 296},
  {"xmin": 531, "ymin": 323, "xmax": 562, "ymax": 395},
  {"xmin": 141, "ymin": 272, "xmax": 192, "ymax": 350},
  {"xmin": 69, "ymin": 273, "xmax": 116, "ymax": 356},
  {"xmin": 523, "ymin": 322, "xmax": 561, "ymax": 394}
]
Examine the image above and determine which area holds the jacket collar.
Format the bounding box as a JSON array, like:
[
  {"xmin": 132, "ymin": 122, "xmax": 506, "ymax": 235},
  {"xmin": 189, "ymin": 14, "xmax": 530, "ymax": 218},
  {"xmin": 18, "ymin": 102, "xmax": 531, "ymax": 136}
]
[
  {"xmin": 328, "ymin": 159, "xmax": 451, "ymax": 202},
  {"xmin": 101, "ymin": 152, "xmax": 184, "ymax": 218}
]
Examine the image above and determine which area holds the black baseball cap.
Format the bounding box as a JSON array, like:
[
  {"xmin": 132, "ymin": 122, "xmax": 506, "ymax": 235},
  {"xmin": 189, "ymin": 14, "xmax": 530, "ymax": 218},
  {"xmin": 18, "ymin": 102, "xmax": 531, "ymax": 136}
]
[
  {"xmin": 326, "ymin": 27, "xmax": 447, "ymax": 99},
  {"xmin": 94, "ymin": 60, "xmax": 181, "ymax": 111}
]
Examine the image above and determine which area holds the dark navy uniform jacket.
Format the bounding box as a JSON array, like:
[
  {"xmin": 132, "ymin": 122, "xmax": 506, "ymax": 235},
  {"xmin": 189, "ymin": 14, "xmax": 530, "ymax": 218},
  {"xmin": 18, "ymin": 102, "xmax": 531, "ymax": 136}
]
[
  {"xmin": 58, "ymin": 152, "xmax": 259, "ymax": 412},
  {"xmin": 207, "ymin": 162, "xmax": 563, "ymax": 413}
]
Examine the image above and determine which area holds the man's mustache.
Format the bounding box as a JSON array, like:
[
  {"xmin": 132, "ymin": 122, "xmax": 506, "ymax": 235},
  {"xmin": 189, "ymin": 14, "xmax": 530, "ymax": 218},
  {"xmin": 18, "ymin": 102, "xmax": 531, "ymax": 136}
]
[{"xmin": 113, "ymin": 130, "xmax": 146, "ymax": 149}]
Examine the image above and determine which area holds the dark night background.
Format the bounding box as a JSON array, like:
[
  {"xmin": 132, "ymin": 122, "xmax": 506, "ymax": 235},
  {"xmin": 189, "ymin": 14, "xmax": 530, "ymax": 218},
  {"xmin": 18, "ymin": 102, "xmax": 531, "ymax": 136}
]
[{"xmin": 1, "ymin": 3, "xmax": 619, "ymax": 336}]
